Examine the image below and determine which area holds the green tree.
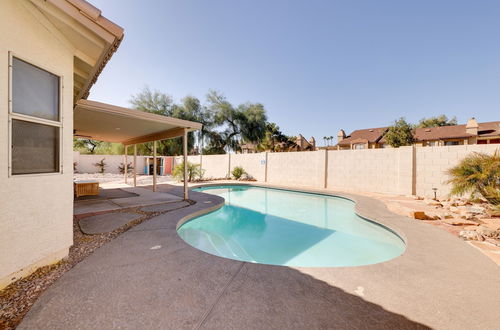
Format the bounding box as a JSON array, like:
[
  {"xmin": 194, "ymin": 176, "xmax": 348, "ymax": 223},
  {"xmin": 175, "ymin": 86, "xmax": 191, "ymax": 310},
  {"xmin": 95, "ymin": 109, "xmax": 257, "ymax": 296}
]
[
  {"xmin": 129, "ymin": 88, "xmax": 213, "ymax": 156},
  {"xmin": 206, "ymin": 90, "xmax": 267, "ymax": 152},
  {"xmin": 446, "ymin": 151, "xmax": 500, "ymax": 205},
  {"xmin": 417, "ymin": 115, "xmax": 457, "ymax": 128},
  {"xmin": 256, "ymin": 122, "xmax": 289, "ymax": 152},
  {"xmin": 73, "ymin": 138, "xmax": 104, "ymax": 154},
  {"xmin": 384, "ymin": 117, "xmax": 414, "ymax": 147},
  {"xmin": 130, "ymin": 86, "xmax": 173, "ymax": 116}
]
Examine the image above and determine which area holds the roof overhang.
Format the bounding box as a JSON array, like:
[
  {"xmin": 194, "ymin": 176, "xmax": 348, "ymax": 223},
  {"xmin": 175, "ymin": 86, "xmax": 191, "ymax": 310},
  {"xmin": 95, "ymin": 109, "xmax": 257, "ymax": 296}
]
[
  {"xmin": 28, "ymin": 0, "xmax": 124, "ymax": 103},
  {"xmin": 74, "ymin": 100, "xmax": 202, "ymax": 145}
]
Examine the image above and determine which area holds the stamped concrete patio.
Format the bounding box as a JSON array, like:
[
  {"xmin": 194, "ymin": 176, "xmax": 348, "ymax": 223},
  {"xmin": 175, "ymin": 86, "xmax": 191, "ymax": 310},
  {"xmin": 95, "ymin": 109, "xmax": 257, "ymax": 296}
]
[{"xmin": 19, "ymin": 184, "xmax": 500, "ymax": 329}]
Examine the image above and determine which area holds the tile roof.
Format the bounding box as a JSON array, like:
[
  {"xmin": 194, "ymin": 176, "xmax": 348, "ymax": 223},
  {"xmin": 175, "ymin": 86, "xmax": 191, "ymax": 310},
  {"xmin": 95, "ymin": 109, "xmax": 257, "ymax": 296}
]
[
  {"xmin": 413, "ymin": 121, "xmax": 500, "ymax": 141},
  {"xmin": 338, "ymin": 127, "xmax": 388, "ymax": 146}
]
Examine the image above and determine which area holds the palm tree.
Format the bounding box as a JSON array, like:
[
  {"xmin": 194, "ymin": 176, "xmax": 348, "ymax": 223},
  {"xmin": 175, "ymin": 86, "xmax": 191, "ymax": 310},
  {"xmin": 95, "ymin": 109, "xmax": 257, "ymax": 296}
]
[
  {"xmin": 446, "ymin": 151, "xmax": 499, "ymax": 205},
  {"xmin": 323, "ymin": 136, "xmax": 328, "ymax": 147}
]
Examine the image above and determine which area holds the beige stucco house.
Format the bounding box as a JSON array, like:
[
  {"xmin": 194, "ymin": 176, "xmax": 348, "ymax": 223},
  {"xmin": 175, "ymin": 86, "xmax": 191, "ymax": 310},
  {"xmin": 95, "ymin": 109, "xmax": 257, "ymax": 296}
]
[
  {"xmin": 0, "ymin": 0, "xmax": 124, "ymax": 289},
  {"xmin": 0, "ymin": 0, "xmax": 201, "ymax": 289}
]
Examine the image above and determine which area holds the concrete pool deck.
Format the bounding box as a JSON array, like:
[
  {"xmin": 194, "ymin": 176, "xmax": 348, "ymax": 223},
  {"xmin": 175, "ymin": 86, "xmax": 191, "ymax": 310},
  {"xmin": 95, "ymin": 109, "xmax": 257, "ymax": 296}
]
[{"xmin": 20, "ymin": 184, "xmax": 500, "ymax": 329}]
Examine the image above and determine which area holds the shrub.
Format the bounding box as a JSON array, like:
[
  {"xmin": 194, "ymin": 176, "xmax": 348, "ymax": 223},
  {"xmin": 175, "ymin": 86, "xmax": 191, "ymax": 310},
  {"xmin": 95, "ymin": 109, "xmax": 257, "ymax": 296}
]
[
  {"xmin": 118, "ymin": 162, "xmax": 134, "ymax": 174},
  {"xmin": 93, "ymin": 158, "xmax": 106, "ymax": 173},
  {"xmin": 232, "ymin": 166, "xmax": 246, "ymax": 180},
  {"xmin": 172, "ymin": 162, "xmax": 204, "ymax": 182},
  {"xmin": 446, "ymin": 150, "xmax": 499, "ymax": 205}
]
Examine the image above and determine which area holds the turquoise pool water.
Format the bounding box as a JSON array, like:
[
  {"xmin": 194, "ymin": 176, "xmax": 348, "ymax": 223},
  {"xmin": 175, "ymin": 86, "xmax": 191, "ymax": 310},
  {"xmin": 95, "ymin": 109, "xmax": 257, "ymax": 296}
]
[{"xmin": 177, "ymin": 185, "xmax": 405, "ymax": 267}]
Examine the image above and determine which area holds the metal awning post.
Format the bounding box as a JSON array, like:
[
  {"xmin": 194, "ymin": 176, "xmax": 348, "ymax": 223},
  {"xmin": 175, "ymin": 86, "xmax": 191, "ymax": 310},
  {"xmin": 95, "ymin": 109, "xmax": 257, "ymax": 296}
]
[
  {"xmin": 153, "ymin": 141, "xmax": 157, "ymax": 192},
  {"xmin": 133, "ymin": 144, "xmax": 137, "ymax": 187},
  {"xmin": 124, "ymin": 145, "xmax": 128, "ymax": 184},
  {"xmin": 183, "ymin": 128, "xmax": 188, "ymax": 200}
]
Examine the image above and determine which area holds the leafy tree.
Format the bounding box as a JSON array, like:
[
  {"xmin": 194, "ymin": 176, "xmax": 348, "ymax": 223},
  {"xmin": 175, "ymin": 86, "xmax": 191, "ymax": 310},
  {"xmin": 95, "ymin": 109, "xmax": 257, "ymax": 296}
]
[
  {"xmin": 129, "ymin": 88, "xmax": 213, "ymax": 156},
  {"xmin": 446, "ymin": 151, "xmax": 500, "ymax": 205},
  {"xmin": 206, "ymin": 90, "xmax": 267, "ymax": 152},
  {"xmin": 129, "ymin": 86, "xmax": 173, "ymax": 116},
  {"xmin": 384, "ymin": 118, "xmax": 414, "ymax": 147},
  {"xmin": 417, "ymin": 115, "xmax": 457, "ymax": 128},
  {"xmin": 73, "ymin": 138, "xmax": 103, "ymax": 154},
  {"xmin": 256, "ymin": 122, "xmax": 291, "ymax": 152}
]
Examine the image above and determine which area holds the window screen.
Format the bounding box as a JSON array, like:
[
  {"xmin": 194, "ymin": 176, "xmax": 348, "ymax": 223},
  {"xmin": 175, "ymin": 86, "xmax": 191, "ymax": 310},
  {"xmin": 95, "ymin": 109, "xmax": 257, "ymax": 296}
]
[
  {"xmin": 12, "ymin": 57, "xmax": 60, "ymax": 121},
  {"xmin": 11, "ymin": 119, "xmax": 60, "ymax": 175}
]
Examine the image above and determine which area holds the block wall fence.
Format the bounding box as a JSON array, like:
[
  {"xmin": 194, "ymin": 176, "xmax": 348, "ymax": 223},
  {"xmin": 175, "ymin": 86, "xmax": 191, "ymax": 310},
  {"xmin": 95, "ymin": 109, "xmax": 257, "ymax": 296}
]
[
  {"xmin": 174, "ymin": 145, "xmax": 498, "ymax": 198},
  {"xmin": 75, "ymin": 145, "xmax": 498, "ymax": 199}
]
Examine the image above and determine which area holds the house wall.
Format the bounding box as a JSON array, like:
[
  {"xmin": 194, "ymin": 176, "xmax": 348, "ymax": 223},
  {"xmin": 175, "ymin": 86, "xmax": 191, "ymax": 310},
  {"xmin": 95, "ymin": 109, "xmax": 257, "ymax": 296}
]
[{"xmin": 0, "ymin": 0, "xmax": 74, "ymax": 288}]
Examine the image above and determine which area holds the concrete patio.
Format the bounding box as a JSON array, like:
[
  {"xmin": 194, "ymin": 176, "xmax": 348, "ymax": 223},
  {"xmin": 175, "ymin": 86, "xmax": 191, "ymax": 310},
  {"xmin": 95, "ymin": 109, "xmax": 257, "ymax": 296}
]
[
  {"xmin": 19, "ymin": 184, "xmax": 500, "ymax": 329},
  {"xmin": 74, "ymin": 186, "xmax": 183, "ymax": 216}
]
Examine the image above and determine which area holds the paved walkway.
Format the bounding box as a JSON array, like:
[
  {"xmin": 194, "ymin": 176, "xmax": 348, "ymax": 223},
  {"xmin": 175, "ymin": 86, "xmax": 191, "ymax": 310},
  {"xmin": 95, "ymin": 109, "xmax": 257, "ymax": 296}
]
[{"xmin": 20, "ymin": 185, "xmax": 500, "ymax": 329}]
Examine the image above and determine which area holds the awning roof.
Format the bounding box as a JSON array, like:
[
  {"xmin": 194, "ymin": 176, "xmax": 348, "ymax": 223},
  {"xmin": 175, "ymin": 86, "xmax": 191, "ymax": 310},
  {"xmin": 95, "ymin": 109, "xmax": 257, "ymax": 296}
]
[
  {"xmin": 29, "ymin": 0, "xmax": 124, "ymax": 103},
  {"xmin": 74, "ymin": 100, "xmax": 202, "ymax": 145}
]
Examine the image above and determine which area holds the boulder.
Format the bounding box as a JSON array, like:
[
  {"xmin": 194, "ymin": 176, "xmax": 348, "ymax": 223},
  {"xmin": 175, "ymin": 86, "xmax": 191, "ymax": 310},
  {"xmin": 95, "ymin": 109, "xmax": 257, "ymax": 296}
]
[{"xmin": 459, "ymin": 230, "xmax": 484, "ymax": 241}]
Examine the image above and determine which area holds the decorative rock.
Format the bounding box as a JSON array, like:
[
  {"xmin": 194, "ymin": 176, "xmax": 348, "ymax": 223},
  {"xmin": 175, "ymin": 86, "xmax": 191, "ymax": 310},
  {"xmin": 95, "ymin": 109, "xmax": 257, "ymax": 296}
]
[
  {"xmin": 409, "ymin": 211, "xmax": 429, "ymax": 220},
  {"xmin": 442, "ymin": 219, "xmax": 479, "ymax": 226},
  {"xmin": 443, "ymin": 213, "xmax": 454, "ymax": 219},
  {"xmin": 459, "ymin": 230, "xmax": 484, "ymax": 241},
  {"xmin": 468, "ymin": 205, "xmax": 486, "ymax": 215},
  {"xmin": 476, "ymin": 226, "xmax": 500, "ymax": 239},
  {"xmin": 424, "ymin": 199, "xmax": 442, "ymax": 206}
]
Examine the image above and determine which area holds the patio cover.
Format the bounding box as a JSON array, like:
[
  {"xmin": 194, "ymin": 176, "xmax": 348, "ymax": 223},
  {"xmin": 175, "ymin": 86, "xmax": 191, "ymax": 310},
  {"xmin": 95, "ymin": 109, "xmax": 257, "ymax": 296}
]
[
  {"xmin": 74, "ymin": 99, "xmax": 202, "ymax": 199},
  {"xmin": 74, "ymin": 99, "xmax": 202, "ymax": 144}
]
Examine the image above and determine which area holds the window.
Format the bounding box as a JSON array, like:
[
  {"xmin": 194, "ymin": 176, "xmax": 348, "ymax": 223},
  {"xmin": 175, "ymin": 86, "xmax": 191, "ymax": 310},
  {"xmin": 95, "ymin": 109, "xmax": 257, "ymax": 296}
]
[
  {"xmin": 444, "ymin": 141, "xmax": 460, "ymax": 146},
  {"xmin": 9, "ymin": 56, "xmax": 62, "ymax": 175},
  {"xmin": 428, "ymin": 141, "xmax": 437, "ymax": 147},
  {"xmin": 353, "ymin": 143, "xmax": 366, "ymax": 150}
]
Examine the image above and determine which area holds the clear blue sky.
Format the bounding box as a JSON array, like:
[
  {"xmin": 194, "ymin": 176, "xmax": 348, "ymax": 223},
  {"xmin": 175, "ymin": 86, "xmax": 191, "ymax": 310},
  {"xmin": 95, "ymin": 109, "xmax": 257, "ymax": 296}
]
[{"xmin": 89, "ymin": 0, "xmax": 500, "ymax": 144}]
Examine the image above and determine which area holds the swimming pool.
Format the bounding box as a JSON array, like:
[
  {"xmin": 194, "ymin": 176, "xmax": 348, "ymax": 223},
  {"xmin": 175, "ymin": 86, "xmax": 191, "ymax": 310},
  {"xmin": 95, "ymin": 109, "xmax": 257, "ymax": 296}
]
[{"xmin": 177, "ymin": 185, "xmax": 405, "ymax": 267}]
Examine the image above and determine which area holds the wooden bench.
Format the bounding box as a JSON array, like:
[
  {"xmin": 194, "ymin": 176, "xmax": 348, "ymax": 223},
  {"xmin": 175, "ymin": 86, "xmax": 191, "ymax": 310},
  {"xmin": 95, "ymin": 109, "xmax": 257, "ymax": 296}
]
[{"xmin": 74, "ymin": 180, "xmax": 99, "ymax": 197}]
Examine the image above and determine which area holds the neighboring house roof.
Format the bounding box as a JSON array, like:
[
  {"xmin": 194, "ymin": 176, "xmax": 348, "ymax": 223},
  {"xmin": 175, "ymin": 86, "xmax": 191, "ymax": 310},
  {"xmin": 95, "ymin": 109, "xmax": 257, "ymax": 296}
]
[
  {"xmin": 338, "ymin": 127, "xmax": 388, "ymax": 146},
  {"xmin": 413, "ymin": 125, "xmax": 472, "ymax": 141},
  {"xmin": 413, "ymin": 121, "xmax": 500, "ymax": 141},
  {"xmin": 29, "ymin": 0, "xmax": 124, "ymax": 103},
  {"xmin": 477, "ymin": 121, "xmax": 500, "ymax": 137}
]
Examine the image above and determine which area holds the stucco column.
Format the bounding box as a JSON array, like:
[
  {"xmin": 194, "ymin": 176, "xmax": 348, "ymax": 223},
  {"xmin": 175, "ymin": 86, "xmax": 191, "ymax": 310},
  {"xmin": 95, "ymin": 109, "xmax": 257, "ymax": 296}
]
[
  {"xmin": 183, "ymin": 128, "xmax": 188, "ymax": 200},
  {"xmin": 153, "ymin": 141, "xmax": 157, "ymax": 192},
  {"xmin": 124, "ymin": 145, "xmax": 128, "ymax": 184},
  {"xmin": 133, "ymin": 144, "xmax": 137, "ymax": 187}
]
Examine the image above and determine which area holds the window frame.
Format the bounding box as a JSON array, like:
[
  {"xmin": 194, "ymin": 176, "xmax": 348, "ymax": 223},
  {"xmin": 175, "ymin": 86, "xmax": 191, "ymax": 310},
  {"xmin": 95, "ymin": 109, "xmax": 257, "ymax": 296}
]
[{"xmin": 8, "ymin": 52, "xmax": 64, "ymax": 177}]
